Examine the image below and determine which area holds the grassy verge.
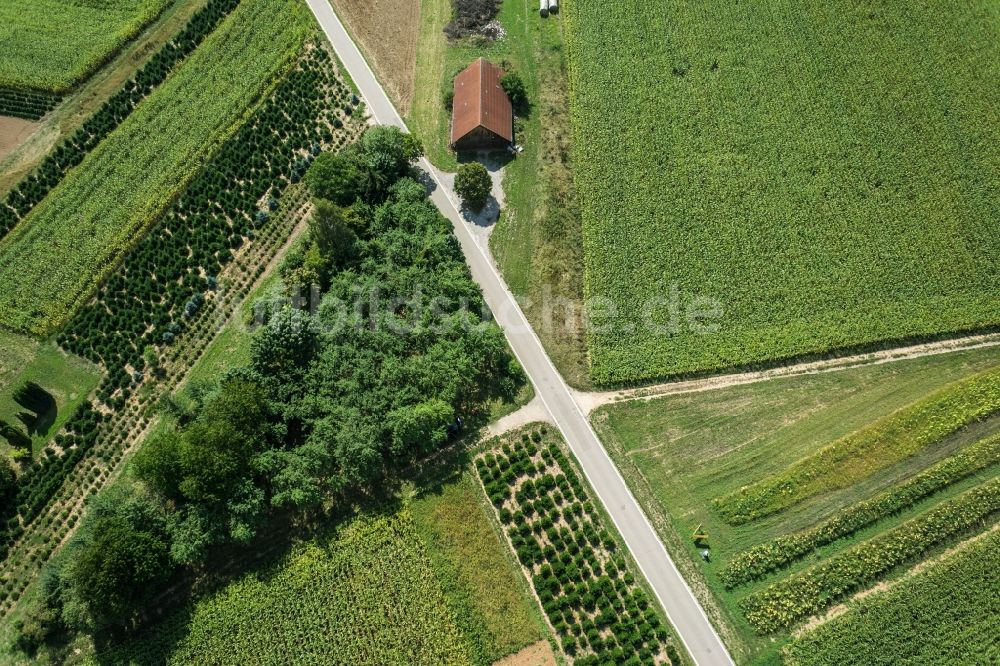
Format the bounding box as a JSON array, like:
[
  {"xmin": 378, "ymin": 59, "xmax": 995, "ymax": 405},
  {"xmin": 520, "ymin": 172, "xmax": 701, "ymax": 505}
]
[
  {"xmin": 0, "ymin": 332, "xmax": 101, "ymax": 457},
  {"xmin": 182, "ymin": 268, "xmax": 287, "ymax": 387},
  {"xmin": 411, "ymin": 469, "xmax": 547, "ymax": 663},
  {"xmin": 590, "ymin": 346, "xmax": 1000, "ymax": 662}
]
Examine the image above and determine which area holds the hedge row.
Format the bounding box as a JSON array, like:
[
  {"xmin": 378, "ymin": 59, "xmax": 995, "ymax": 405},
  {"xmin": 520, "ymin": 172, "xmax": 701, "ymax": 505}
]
[
  {"xmin": 478, "ymin": 432, "xmax": 681, "ymax": 666},
  {"xmin": 0, "ymin": 88, "xmax": 60, "ymax": 121},
  {"xmin": 0, "ymin": 0, "xmax": 242, "ymax": 240},
  {"xmin": 720, "ymin": 432, "xmax": 1000, "ymax": 588},
  {"xmin": 59, "ymin": 43, "xmax": 354, "ymax": 405},
  {"xmin": 714, "ymin": 365, "xmax": 1000, "ymax": 525},
  {"xmin": 740, "ymin": 476, "xmax": 1000, "ymax": 633}
]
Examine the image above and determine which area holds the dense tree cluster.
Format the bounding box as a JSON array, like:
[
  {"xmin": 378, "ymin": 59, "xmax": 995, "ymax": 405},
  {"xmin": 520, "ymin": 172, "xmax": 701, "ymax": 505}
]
[
  {"xmin": 20, "ymin": 127, "xmax": 522, "ymax": 644},
  {"xmin": 0, "ymin": 0, "xmax": 242, "ymax": 240}
]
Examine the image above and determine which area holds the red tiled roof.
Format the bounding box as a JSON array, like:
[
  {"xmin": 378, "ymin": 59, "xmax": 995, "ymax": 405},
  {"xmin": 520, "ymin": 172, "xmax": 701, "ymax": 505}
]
[{"xmin": 451, "ymin": 58, "xmax": 513, "ymax": 145}]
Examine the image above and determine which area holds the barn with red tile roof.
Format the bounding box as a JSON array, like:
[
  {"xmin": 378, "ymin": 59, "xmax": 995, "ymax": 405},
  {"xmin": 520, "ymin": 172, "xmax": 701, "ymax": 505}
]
[{"xmin": 450, "ymin": 58, "xmax": 513, "ymax": 152}]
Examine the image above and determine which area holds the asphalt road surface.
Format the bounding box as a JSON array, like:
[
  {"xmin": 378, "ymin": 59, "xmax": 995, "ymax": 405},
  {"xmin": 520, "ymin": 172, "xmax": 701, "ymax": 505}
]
[{"xmin": 303, "ymin": 2, "xmax": 736, "ymax": 663}]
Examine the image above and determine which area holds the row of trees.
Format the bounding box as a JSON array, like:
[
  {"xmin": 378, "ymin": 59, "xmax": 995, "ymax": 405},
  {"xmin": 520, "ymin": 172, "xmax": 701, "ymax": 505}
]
[{"xmin": 16, "ymin": 127, "xmax": 523, "ymax": 649}]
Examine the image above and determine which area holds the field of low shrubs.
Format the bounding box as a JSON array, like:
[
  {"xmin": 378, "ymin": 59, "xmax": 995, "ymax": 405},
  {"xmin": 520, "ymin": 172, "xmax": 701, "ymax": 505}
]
[{"xmin": 477, "ymin": 428, "xmax": 683, "ymax": 665}]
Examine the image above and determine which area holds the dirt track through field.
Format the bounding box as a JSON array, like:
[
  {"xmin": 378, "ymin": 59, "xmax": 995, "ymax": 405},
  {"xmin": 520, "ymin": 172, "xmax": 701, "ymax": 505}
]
[
  {"xmin": 575, "ymin": 332, "xmax": 1000, "ymax": 412},
  {"xmin": 0, "ymin": 115, "xmax": 39, "ymax": 162}
]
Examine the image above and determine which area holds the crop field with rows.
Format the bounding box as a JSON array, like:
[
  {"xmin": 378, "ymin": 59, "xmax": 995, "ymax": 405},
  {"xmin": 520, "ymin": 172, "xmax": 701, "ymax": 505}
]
[
  {"xmin": 590, "ymin": 348, "xmax": 1000, "ymax": 662},
  {"xmin": 93, "ymin": 512, "xmax": 474, "ymax": 664},
  {"xmin": 59, "ymin": 40, "xmax": 361, "ymax": 404},
  {"xmin": 564, "ymin": 0, "xmax": 1000, "ymax": 383},
  {"xmin": 477, "ymin": 426, "xmax": 685, "ymax": 665},
  {"xmin": 0, "ymin": 0, "xmax": 244, "ymax": 242},
  {"xmin": 714, "ymin": 365, "xmax": 1000, "ymax": 524},
  {"xmin": 0, "ymin": 0, "xmax": 310, "ymax": 336},
  {"xmin": 0, "ymin": 26, "xmax": 366, "ymax": 617},
  {"xmin": 784, "ymin": 527, "xmax": 1000, "ymax": 666},
  {"xmin": 90, "ymin": 477, "xmax": 544, "ymax": 665},
  {"xmin": 0, "ymin": 0, "xmax": 169, "ymax": 94}
]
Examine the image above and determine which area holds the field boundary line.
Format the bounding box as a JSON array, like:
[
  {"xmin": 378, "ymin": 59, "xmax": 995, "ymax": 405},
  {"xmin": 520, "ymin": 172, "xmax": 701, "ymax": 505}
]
[{"xmin": 578, "ymin": 332, "xmax": 1000, "ymax": 412}]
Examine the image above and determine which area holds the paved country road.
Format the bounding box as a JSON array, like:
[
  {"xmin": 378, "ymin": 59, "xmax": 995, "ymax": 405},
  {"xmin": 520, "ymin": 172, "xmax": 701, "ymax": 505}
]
[{"xmin": 303, "ymin": 1, "xmax": 736, "ymax": 664}]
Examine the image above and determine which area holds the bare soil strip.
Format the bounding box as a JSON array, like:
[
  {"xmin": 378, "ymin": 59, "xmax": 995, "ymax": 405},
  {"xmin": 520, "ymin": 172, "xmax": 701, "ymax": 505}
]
[
  {"xmin": 492, "ymin": 640, "xmax": 558, "ymax": 666},
  {"xmin": 0, "ymin": 116, "xmax": 39, "ymax": 162}
]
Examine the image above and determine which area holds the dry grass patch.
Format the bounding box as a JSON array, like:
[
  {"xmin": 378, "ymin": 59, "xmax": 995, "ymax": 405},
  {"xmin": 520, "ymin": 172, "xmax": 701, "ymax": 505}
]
[
  {"xmin": 327, "ymin": 0, "xmax": 420, "ymax": 113},
  {"xmin": 493, "ymin": 640, "xmax": 558, "ymax": 666}
]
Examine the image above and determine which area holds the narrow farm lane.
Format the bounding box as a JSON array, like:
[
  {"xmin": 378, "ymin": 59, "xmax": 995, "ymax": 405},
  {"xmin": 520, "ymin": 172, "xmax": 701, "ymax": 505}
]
[{"xmin": 302, "ymin": 1, "xmax": 736, "ymax": 664}]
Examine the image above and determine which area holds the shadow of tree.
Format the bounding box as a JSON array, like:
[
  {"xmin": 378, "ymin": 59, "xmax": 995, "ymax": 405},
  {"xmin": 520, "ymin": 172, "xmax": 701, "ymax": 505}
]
[{"xmin": 13, "ymin": 381, "xmax": 57, "ymax": 437}]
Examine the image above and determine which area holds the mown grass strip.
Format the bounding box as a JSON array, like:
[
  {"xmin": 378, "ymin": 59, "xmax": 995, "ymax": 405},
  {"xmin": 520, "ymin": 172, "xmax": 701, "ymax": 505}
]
[
  {"xmin": 713, "ymin": 365, "xmax": 1000, "ymax": 525},
  {"xmin": 0, "ymin": 0, "xmax": 310, "ymax": 335},
  {"xmin": 783, "ymin": 528, "xmax": 1000, "ymax": 666},
  {"xmin": 739, "ymin": 476, "xmax": 1000, "ymax": 634},
  {"xmin": 411, "ymin": 474, "xmax": 544, "ymax": 664},
  {"xmin": 720, "ymin": 431, "xmax": 1000, "ymax": 588}
]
